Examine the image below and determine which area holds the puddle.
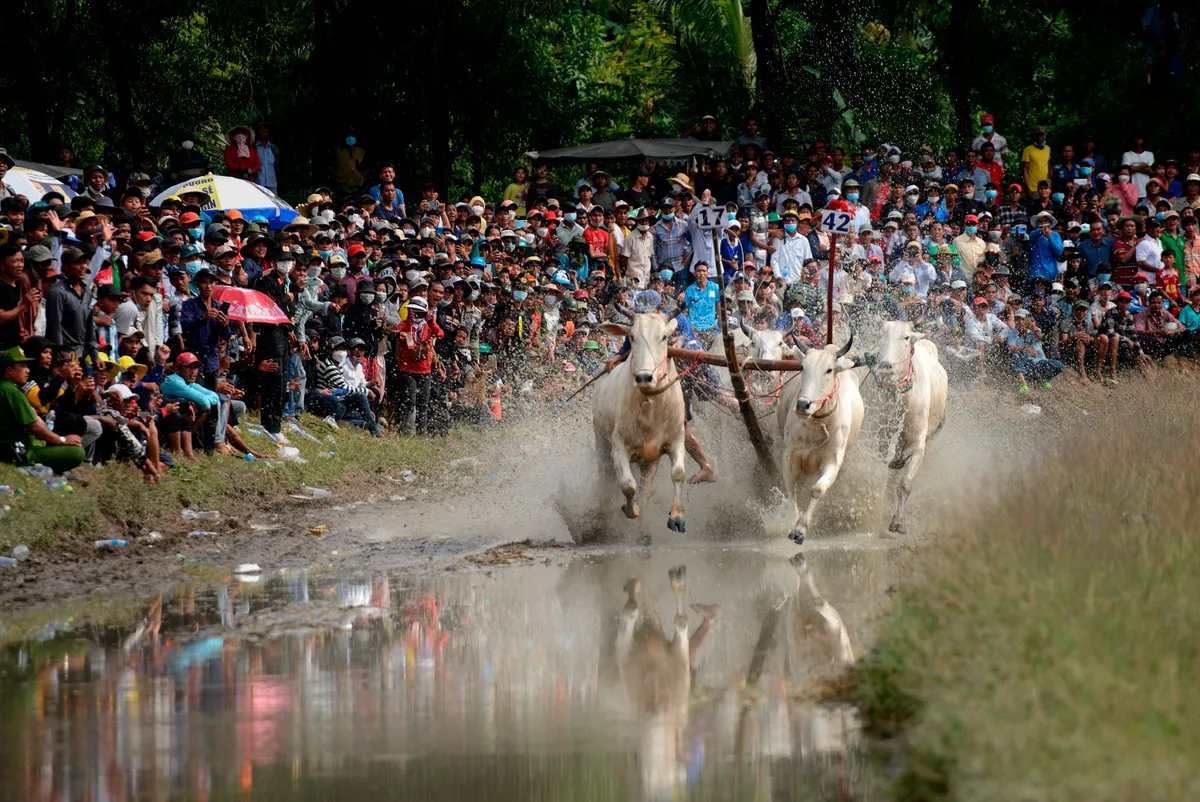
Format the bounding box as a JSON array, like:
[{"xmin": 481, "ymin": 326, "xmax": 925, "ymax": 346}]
[{"xmin": 0, "ymin": 542, "xmax": 892, "ymax": 801}]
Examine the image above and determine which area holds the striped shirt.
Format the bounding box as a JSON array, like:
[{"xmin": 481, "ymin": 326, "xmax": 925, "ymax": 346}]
[{"xmin": 653, "ymin": 220, "xmax": 691, "ymax": 272}]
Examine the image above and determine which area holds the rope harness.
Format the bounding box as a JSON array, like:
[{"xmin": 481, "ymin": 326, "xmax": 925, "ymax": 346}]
[{"xmin": 867, "ymin": 345, "xmax": 916, "ymax": 394}]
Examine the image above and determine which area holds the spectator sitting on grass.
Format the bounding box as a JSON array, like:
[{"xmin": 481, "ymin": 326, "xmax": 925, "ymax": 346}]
[
  {"xmin": 1008, "ymin": 308, "xmax": 1064, "ymax": 393},
  {"xmin": 97, "ymin": 383, "xmax": 167, "ymax": 484},
  {"xmin": 0, "ymin": 345, "xmax": 85, "ymax": 473}
]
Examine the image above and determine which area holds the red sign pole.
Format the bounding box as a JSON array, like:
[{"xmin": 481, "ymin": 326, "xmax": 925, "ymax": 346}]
[{"xmin": 827, "ymin": 233, "xmax": 838, "ymax": 346}]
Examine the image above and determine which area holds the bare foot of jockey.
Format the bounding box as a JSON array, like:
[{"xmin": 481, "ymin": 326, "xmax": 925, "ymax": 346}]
[{"xmin": 684, "ymin": 426, "xmax": 717, "ymax": 483}]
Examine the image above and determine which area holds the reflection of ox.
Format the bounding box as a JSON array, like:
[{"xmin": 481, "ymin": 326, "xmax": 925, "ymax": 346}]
[
  {"xmin": 594, "ymin": 314, "xmax": 688, "ymax": 533},
  {"xmin": 869, "ymin": 321, "xmax": 948, "ymax": 534},
  {"xmin": 776, "ymin": 336, "xmax": 865, "ymax": 545},
  {"xmin": 614, "ymin": 566, "xmax": 698, "ymax": 801}
]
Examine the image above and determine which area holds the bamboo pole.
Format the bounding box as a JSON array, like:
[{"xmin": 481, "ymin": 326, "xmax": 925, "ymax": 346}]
[{"xmin": 666, "ymin": 346, "xmax": 802, "ymax": 372}]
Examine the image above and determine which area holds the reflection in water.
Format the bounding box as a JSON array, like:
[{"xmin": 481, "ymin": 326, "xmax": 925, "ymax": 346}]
[{"xmin": 0, "ymin": 545, "xmax": 889, "ymax": 801}]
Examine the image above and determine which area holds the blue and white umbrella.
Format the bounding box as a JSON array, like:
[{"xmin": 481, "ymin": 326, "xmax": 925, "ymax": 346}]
[{"xmin": 151, "ymin": 173, "xmax": 297, "ymax": 230}]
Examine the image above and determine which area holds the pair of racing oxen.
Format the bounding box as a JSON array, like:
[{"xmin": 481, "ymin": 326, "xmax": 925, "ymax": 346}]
[{"xmin": 591, "ymin": 314, "xmax": 949, "ymax": 544}]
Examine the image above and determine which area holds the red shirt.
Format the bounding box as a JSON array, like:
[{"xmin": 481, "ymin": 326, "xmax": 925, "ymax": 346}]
[
  {"xmin": 394, "ymin": 316, "xmax": 444, "ymax": 374},
  {"xmin": 980, "ymin": 160, "xmax": 1004, "ymax": 188},
  {"xmin": 582, "ymin": 225, "xmax": 609, "ymax": 259},
  {"xmin": 1157, "ymin": 266, "xmax": 1183, "ymax": 305},
  {"xmin": 1110, "ymin": 239, "xmax": 1138, "ymax": 286}
]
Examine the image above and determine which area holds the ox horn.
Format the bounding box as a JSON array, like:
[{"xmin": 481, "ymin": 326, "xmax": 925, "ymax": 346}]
[
  {"xmin": 836, "ymin": 329, "xmax": 854, "ymax": 359},
  {"xmin": 793, "ymin": 340, "xmax": 810, "ymax": 355},
  {"xmin": 738, "ymin": 317, "xmax": 754, "ymax": 337}
]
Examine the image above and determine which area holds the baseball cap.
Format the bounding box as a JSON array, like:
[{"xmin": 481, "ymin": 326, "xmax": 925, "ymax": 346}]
[
  {"xmin": 950, "ymin": 279, "xmax": 967, "ymax": 289},
  {"xmin": 104, "ymin": 383, "xmax": 135, "ymax": 400},
  {"xmin": 347, "ymin": 243, "xmax": 367, "ymax": 257},
  {"xmin": 175, "ymin": 352, "xmax": 200, "ymax": 367},
  {"xmin": 1116, "ymin": 291, "xmax": 1133, "ymax": 300},
  {"xmin": 0, "ymin": 346, "xmax": 35, "ymax": 367},
  {"xmin": 972, "ymin": 297, "xmax": 988, "ymax": 306}
]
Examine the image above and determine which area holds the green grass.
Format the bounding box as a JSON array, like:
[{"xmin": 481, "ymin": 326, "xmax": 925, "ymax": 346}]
[
  {"xmin": 855, "ymin": 401, "xmax": 1200, "ymax": 801},
  {"xmin": 0, "ymin": 415, "xmax": 490, "ymax": 552}
]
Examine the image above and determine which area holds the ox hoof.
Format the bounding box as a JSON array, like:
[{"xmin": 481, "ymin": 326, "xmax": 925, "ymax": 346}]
[
  {"xmin": 888, "ymin": 520, "xmax": 906, "ymax": 534},
  {"xmin": 888, "ymin": 454, "xmax": 912, "ymax": 470},
  {"xmin": 636, "ymin": 534, "xmax": 653, "ymax": 547},
  {"xmin": 667, "ymin": 516, "xmax": 686, "ymax": 533},
  {"xmin": 622, "ymin": 501, "xmax": 641, "ymax": 520},
  {"xmin": 787, "ymin": 529, "xmax": 806, "ymax": 546},
  {"xmin": 669, "ymin": 565, "xmax": 687, "ymax": 591},
  {"xmin": 789, "ymin": 553, "xmax": 806, "ymax": 570}
]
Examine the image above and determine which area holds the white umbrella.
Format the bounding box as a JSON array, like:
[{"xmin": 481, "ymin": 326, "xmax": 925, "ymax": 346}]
[
  {"xmin": 5, "ymin": 167, "xmax": 77, "ymax": 201},
  {"xmin": 151, "ymin": 173, "xmax": 297, "ymax": 230}
]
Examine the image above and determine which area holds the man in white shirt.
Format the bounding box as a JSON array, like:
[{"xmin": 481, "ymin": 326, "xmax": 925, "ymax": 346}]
[
  {"xmin": 1134, "ymin": 216, "xmax": 1163, "ymax": 281},
  {"xmin": 889, "ymin": 246, "xmax": 936, "ymax": 298},
  {"xmin": 774, "ymin": 210, "xmax": 814, "ymax": 282},
  {"xmin": 1121, "ymin": 135, "xmax": 1155, "ymax": 200},
  {"xmin": 965, "ymin": 296, "xmax": 1009, "ymax": 376},
  {"xmin": 774, "ymin": 172, "xmax": 813, "ymax": 214},
  {"xmin": 621, "ymin": 209, "xmax": 656, "ymax": 287},
  {"xmin": 969, "ymin": 112, "xmax": 1008, "ymax": 161},
  {"xmin": 840, "ymin": 179, "xmax": 872, "ymax": 230}
]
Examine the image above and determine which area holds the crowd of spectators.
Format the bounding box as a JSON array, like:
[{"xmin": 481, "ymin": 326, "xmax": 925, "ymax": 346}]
[{"xmin": 1, "ymin": 112, "xmax": 1197, "ymax": 478}]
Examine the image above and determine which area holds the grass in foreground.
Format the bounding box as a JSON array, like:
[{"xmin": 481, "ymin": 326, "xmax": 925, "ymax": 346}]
[
  {"xmin": 0, "ymin": 415, "xmax": 494, "ymax": 552},
  {"xmin": 855, "ymin": 399, "xmax": 1200, "ymax": 801}
]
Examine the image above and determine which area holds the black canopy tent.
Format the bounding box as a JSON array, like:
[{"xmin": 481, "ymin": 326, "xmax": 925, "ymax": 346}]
[{"xmin": 525, "ymin": 137, "xmax": 731, "ymax": 164}]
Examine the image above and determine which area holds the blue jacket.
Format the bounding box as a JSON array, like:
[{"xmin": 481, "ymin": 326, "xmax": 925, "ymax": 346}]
[{"xmin": 1029, "ymin": 229, "xmax": 1064, "ymax": 282}]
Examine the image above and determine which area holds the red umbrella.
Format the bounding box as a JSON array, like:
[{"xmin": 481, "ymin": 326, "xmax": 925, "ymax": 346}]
[{"xmin": 210, "ymin": 286, "xmax": 290, "ymax": 325}]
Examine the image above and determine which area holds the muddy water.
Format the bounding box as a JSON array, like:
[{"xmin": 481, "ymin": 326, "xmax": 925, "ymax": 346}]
[{"xmin": 0, "ymin": 540, "xmax": 892, "ymax": 802}]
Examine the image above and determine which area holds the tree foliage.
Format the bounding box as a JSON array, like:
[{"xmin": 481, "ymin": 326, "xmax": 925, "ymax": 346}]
[{"xmin": 0, "ymin": 0, "xmax": 1194, "ymax": 200}]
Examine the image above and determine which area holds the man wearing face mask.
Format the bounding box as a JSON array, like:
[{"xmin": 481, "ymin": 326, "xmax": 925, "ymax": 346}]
[
  {"xmin": 970, "ymin": 112, "xmax": 1008, "ymax": 161},
  {"xmin": 342, "ymin": 280, "xmax": 384, "ymax": 358},
  {"xmin": 330, "ymin": 133, "xmax": 367, "ymax": 196},
  {"xmin": 840, "ymin": 179, "xmax": 872, "ymax": 231},
  {"xmin": 250, "ymin": 244, "xmax": 291, "ymax": 436},
  {"xmin": 774, "ymin": 210, "xmax": 814, "ymax": 283},
  {"xmin": 620, "ymin": 209, "xmax": 655, "ymax": 287},
  {"xmin": 952, "ymin": 214, "xmax": 988, "ymax": 279}
]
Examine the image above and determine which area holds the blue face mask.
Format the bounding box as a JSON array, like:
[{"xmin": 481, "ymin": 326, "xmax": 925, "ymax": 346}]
[
  {"xmin": 188, "ymin": 227, "xmax": 204, "ymax": 241},
  {"xmin": 662, "ymin": 213, "xmax": 675, "ymax": 221},
  {"xmin": 319, "ymin": 249, "xmax": 333, "ymax": 259},
  {"xmin": 1035, "ymin": 141, "xmax": 1046, "ymax": 149},
  {"xmin": 727, "ymin": 212, "xmax": 737, "ymax": 220},
  {"xmin": 1052, "ymin": 193, "xmax": 1065, "ymax": 203},
  {"xmin": 784, "ymin": 223, "xmax": 798, "ymax": 234},
  {"xmin": 1013, "ymin": 226, "xmax": 1027, "ymax": 236},
  {"xmin": 964, "ymin": 226, "xmax": 978, "ymax": 235},
  {"xmin": 985, "ymin": 190, "xmax": 998, "ymax": 200},
  {"xmin": 1081, "ymin": 167, "xmax": 1093, "ymax": 176},
  {"xmin": 846, "ymin": 193, "xmax": 859, "ymax": 203},
  {"xmin": 864, "ymin": 155, "xmax": 875, "ymax": 163},
  {"xmin": 564, "ymin": 213, "xmax": 577, "ymax": 223},
  {"xmin": 345, "ymin": 136, "xmax": 357, "ymax": 147},
  {"xmin": 185, "ymin": 260, "xmax": 203, "ymax": 276},
  {"xmin": 982, "ymin": 125, "xmax": 994, "ymax": 134},
  {"xmin": 1156, "ymin": 212, "xmax": 1166, "ymax": 221},
  {"xmin": 512, "ymin": 290, "xmax": 528, "ymax": 301}
]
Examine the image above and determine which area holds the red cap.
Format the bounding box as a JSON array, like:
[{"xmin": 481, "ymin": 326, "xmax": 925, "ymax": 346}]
[
  {"xmin": 176, "ymin": 352, "xmax": 200, "ymax": 366},
  {"xmin": 347, "ymin": 244, "xmax": 366, "ymax": 257},
  {"xmin": 1008, "ymin": 183, "xmax": 1023, "ymax": 193},
  {"xmin": 1116, "ymin": 291, "xmax": 1133, "ymax": 301},
  {"xmin": 179, "ymin": 212, "xmax": 202, "ymax": 225},
  {"xmin": 972, "ymin": 297, "xmax": 988, "ymax": 306},
  {"xmin": 981, "ymin": 112, "xmax": 995, "ymax": 124},
  {"xmin": 572, "ymin": 289, "xmax": 589, "ymax": 300},
  {"xmin": 868, "ymin": 253, "xmax": 882, "ymax": 262},
  {"xmin": 964, "ymin": 214, "xmax": 979, "ymax": 223}
]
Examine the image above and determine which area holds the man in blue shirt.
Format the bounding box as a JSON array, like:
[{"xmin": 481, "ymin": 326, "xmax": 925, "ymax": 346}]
[
  {"xmin": 681, "ymin": 262, "xmax": 720, "ymax": 345},
  {"xmin": 368, "ymin": 164, "xmax": 406, "ymax": 217},
  {"xmin": 1078, "ymin": 223, "xmax": 1114, "ymax": 279},
  {"xmin": 1029, "ymin": 211, "xmax": 1065, "ymax": 283},
  {"xmin": 1051, "ymin": 144, "xmax": 1082, "ymax": 192},
  {"xmin": 179, "ymin": 270, "xmax": 233, "ymax": 380}
]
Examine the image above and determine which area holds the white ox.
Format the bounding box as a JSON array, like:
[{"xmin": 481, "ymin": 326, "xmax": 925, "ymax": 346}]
[
  {"xmin": 868, "ymin": 321, "xmax": 948, "ymax": 534},
  {"xmin": 593, "ymin": 314, "xmax": 688, "ymax": 533},
  {"xmin": 775, "ymin": 336, "xmax": 865, "ymax": 545},
  {"xmin": 706, "ymin": 318, "xmax": 791, "ymax": 396}
]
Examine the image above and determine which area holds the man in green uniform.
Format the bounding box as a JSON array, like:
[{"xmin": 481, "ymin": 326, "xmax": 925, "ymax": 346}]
[{"xmin": 0, "ymin": 346, "xmax": 86, "ymax": 472}]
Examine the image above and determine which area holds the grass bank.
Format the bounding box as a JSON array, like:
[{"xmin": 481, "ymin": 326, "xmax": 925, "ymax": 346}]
[
  {"xmin": 854, "ymin": 393, "xmax": 1200, "ymax": 800},
  {"xmin": 0, "ymin": 416, "xmax": 493, "ymax": 553}
]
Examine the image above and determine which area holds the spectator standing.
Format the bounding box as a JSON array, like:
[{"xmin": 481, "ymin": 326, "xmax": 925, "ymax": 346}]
[
  {"xmin": 254, "ymin": 122, "xmax": 280, "ymax": 194},
  {"xmin": 1022, "ymin": 126, "xmax": 1052, "ymax": 195},
  {"xmin": 1122, "ymin": 135, "xmax": 1155, "ymax": 200},
  {"xmin": 223, "ymin": 125, "xmax": 261, "ymax": 180}
]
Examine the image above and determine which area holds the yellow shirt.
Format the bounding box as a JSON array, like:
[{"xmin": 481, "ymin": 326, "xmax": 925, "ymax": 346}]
[
  {"xmin": 1021, "ymin": 144, "xmax": 1051, "ymax": 193},
  {"xmin": 503, "ymin": 183, "xmax": 528, "ymax": 217}
]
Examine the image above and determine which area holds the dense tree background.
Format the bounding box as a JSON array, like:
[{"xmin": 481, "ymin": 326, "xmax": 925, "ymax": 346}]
[{"xmin": 0, "ymin": 0, "xmax": 1192, "ymax": 200}]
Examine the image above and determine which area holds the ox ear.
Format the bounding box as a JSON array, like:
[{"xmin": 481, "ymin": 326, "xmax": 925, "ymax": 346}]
[
  {"xmin": 599, "ymin": 322, "xmax": 631, "ymax": 339},
  {"xmin": 907, "ymin": 330, "xmax": 927, "ymax": 342},
  {"xmin": 665, "ymin": 316, "xmax": 678, "ymax": 334}
]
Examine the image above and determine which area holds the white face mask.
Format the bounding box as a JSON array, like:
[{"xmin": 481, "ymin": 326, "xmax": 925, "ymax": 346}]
[
  {"xmin": 331, "ymin": 267, "xmax": 346, "ymax": 280},
  {"xmin": 471, "ymin": 205, "xmax": 484, "ymax": 216},
  {"xmin": 888, "ymin": 154, "xmax": 901, "ymax": 164},
  {"xmin": 905, "ymin": 194, "xmax": 919, "ymax": 205},
  {"xmin": 420, "ymin": 227, "xmax": 434, "ymax": 238},
  {"xmin": 638, "ymin": 223, "xmax": 650, "ymax": 232},
  {"xmin": 333, "ymin": 350, "xmax": 347, "ymax": 363},
  {"xmin": 536, "ymin": 227, "xmax": 548, "ymax": 238},
  {"xmin": 307, "ymin": 265, "xmax": 321, "ymax": 278},
  {"xmin": 360, "ymin": 293, "xmax": 376, "ymax": 304},
  {"xmin": 1118, "ymin": 175, "xmax": 1130, "ymax": 183}
]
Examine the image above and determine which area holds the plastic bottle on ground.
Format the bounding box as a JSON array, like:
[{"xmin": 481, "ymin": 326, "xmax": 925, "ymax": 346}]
[
  {"xmin": 94, "ymin": 539, "xmax": 130, "ymax": 549},
  {"xmin": 0, "ymin": 556, "xmax": 17, "ymax": 568},
  {"xmin": 187, "ymin": 530, "xmax": 220, "ymax": 537},
  {"xmin": 182, "ymin": 508, "xmax": 221, "ymax": 521},
  {"xmin": 302, "ymin": 486, "xmax": 331, "ymax": 499},
  {"xmin": 12, "ymin": 544, "xmax": 30, "ymax": 561}
]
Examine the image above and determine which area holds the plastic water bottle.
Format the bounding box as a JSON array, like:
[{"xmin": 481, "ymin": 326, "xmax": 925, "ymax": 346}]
[
  {"xmin": 94, "ymin": 539, "xmax": 130, "ymax": 549},
  {"xmin": 20, "ymin": 464, "xmax": 53, "ymax": 478},
  {"xmin": 44, "ymin": 477, "xmax": 72, "ymax": 492},
  {"xmin": 12, "ymin": 544, "xmax": 30, "ymax": 561},
  {"xmin": 0, "ymin": 556, "xmax": 17, "ymax": 568},
  {"xmin": 302, "ymin": 486, "xmax": 331, "ymax": 499},
  {"xmin": 244, "ymin": 454, "xmax": 256, "ymax": 462},
  {"xmin": 187, "ymin": 530, "xmax": 219, "ymax": 537},
  {"xmin": 46, "ymin": 410, "xmax": 56, "ymax": 432},
  {"xmin": 182, "ymin": 508, "xmax": 221, "ymax": 521}
]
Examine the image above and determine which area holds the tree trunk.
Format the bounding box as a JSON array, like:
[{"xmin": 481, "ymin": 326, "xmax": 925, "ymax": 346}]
[
  {"xmin": 748, "ymin": 0, "xmax": 788, "ymax": 138},
  {"xmin": 943, "ymin": 0, "xmax": 974, "ymax": 145}
]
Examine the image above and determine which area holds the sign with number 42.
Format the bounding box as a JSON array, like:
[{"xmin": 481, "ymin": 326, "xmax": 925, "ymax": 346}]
[{"xmin": 817, "ymin": 209, "xmax": 854, "ymax": 234}]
